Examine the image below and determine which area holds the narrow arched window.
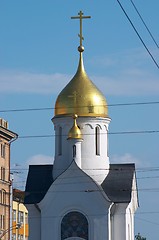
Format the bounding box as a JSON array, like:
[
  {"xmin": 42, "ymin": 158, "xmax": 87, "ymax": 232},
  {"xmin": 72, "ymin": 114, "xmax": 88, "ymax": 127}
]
[
  {"xmin": 95, "ymin": 126, "xmax": 100, "ymax": 155},
  {"xmin": 1, "ymin": 167, "xmax": 5, "ymax": 181},
  {"xmin": 61, "ymin": 211, "xmax": 88, "ymax": 240},
  {"xmin": 73, "ymin": 145, "xmax": 76, "ymax": 158},
  {"xmin": 58, "ymin": 127, "xmax": 62, "ymax": 156},
  {"xmin": 1, "ymin": 144, "xmax": 5, "ymax": 158},
  {"xmin": 1, "ymin": 189, "xmax": 6, "ymax": 204}
]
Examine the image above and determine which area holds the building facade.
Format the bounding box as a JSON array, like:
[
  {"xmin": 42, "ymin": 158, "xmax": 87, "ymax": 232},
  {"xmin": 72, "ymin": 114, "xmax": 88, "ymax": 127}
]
[
  {"xmin": 12, "ymin": 189, "xmax": 29, "ymax": 240},
  {"xmin": 25, "ymin": 11, "xmax": 138, "ymax": 240},
  {"xmin": 0, "ymin": 118, "xmax": 17, "ymax": 240}
]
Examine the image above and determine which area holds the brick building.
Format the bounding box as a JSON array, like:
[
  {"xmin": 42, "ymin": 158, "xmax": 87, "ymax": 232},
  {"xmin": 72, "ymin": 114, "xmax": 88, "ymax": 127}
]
[{"xmin": 0, "ymin": 118, "xmax": 17, "ymax": 240}]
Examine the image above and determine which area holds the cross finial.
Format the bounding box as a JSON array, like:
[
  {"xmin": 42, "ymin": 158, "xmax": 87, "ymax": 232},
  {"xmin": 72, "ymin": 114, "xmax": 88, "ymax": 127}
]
[{"xmin": 71, "ymin": 11, "xmax": 91, "ymax": 52}]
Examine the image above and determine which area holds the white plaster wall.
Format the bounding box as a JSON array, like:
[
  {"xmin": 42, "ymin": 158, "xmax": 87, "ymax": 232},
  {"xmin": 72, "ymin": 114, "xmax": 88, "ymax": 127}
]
[
  {"xmin": 131, "ymin": 174, "xmax": 139, "ymax": 212},
  {"xmin": 52, "ymin": 116, "xmax": 111, "ymax": 183},
  {"xmin": 110, "ymin": 176, "xmax": 138, "ymax": 240},
  {"xmin": 126, "ymin": 204, "xmax": 133, "ymax": 240},
  {"xmin": 68, "ymin": 138, "xmax": 82, "ymax": 167},
  {"xmin": 39, "ymin": 162, "xmax": 111, "ymax": 240},
  {"xmin": 126, "ymin": 201, "xmax": 136, "ymax": 240},
  {"xmin": 125, "ymin": 174, "xmax": 138, "ymax": 240},
  {"xmin": 52, "ymin": 117, "xmax": 71, "ymax": 180},
  {"xmin": 110, "ymin": 203, "xmax": 128, "ymax": 240},
  {"xmin": 26, "ymin": 204, "xmax": 41, "ymax": 240}
]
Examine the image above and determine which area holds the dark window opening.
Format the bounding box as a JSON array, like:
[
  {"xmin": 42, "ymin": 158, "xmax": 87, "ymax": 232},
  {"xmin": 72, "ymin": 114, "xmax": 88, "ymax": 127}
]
[
  {"xmin": 58, "ymin": 127, "xmax": 62, "ymax": 156},
  {"xmin": 95, "ymin": 127, "xmax": 100, "ymax": 156},
  {"xmin": 61, "ymin": 211, "xmax": 88, "ymax": 240},
  {"xmin": 73, "ymin": 145, "xmax": 76, "ymax": 158}
]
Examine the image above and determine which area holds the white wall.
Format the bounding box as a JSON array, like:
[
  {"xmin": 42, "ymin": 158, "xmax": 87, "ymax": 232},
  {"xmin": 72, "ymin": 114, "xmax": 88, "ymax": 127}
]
[
  {"xmin": 52, "ymin": 116, "xmax": 111, "ymax": 183},
  {"xmin": 110, "ymin": 203, "xmax": 128, "ymax": 240},
  {"xmin": 26, "ymin": 204, "xmax": 41, "ymax": 240},
  {"xmin": 110, "ymin": 174, "xmax": 138, "ymax": 240},
  {"xmin": 39, "ymin": 161, "xmax": 111, "ymax": 240}
]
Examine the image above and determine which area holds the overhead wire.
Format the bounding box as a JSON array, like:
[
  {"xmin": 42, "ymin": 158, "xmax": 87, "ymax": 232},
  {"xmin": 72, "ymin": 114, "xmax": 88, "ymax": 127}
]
[
  {"xmin": 12, "ymin": 175, "xmax": 159, "ymax": 185},
  {"xmin": 1, "ymin": 101, "xmax": 159, "ymax": 138},
  {"xmin": 1, "ymin": 5, "xmax": 158, "ymax": 230},
  {"xmin": 11, "ymin": 178, "xmax": 159, "ymax": 190},
  {"xmin": 1, "ymin": 101, "xmax": 159, "ymax": 139},
  {"xmin": 2, "ymin": 6, "xmax": 159, "ymax": 224},
  {"xmin": 0, "ymin": 100, "xmax": 159, "ymax": 113},
  {"xmin": 8, "ymin": 166, "xmax": 159, "ymax": 172},
  {"xmin": 17, "ymin": 130, "xmax": 159, "ymax": 140},
  {"xmin": 10, "ymin": 186, "xmax": 159, "ymax": 194},
  {"xmin": 4, "ymin": 212, "xmax": 159, "ymax": 223},
  {"xmin": 130, "ymin": 0, "xmax": 159, "ymax": 49},
  {"xmin": 135, "ymin": 216, "xmax": 159, "ymax": 226},
  {"xmin": 116, "ymin": 0, "xmax": 159, "ymax": 69}
]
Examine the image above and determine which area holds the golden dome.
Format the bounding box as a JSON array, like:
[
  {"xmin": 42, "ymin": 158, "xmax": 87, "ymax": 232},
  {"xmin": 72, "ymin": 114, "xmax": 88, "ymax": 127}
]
[
  {"xmin": 54, "ymin": 52, "xmax": 108, "ymax": 117},
  {"xmin": 68, "ymin": 114, "xmax": 82, "ymax": 139}
]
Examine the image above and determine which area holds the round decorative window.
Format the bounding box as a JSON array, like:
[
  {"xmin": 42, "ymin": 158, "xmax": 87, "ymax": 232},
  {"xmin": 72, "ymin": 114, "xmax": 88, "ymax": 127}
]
[{"xmin": 61, "ymin": 211, "xmax": 88, "ymax": 240}]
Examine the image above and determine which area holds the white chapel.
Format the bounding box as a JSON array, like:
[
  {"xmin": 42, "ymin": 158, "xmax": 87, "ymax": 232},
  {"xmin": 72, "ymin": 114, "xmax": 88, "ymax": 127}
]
[{"xmin": 25, "ymin": 11, "xmax": 138, "ymax": 240}]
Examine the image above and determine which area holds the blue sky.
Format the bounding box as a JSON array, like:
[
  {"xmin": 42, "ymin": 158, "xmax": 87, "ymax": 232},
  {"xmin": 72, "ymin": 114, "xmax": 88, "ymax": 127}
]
[{"xmin": 0, "ymin": 0, "xmax": 159, "ymax": 238}]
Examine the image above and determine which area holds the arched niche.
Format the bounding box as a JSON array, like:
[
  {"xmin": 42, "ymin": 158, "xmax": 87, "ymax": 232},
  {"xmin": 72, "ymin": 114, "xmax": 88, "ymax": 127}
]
[{"xmin": 61, "ymin": 211, "xmax": 88, "ymax": 240}]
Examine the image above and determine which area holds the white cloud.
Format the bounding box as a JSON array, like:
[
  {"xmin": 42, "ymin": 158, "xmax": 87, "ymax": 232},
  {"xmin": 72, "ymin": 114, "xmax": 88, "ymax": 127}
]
[
  {"xmin": 89, "ymin": 47, "xmax": 159, "ymax": 96},
  {"xmin": 90, "ymin": 47, "xmax": 158, "ymax": 69},
  {"xmin": 93, "ymin": 74, "xmax": 159, "ymax": 96},
  {"xmin": 0, "ymin": 68, "xmax": 158, "ymax": 96},
  {"xmin": 0, "ymin": 47, "xmax": 158, "ymax": 96},
  {"xmin": 0, "ymin": 70, "xmax": 70, "ymax": 94},
  {"xmin": 110, "ymin": 153, "xmax": 141, "ymax": 166},
  {"xmin": 26, "ymin": 154, "xmax": 53, "ymax": 166},
  {"xmin": 12, "ymin": 154, "xmax": 54, "ymax": 190}
]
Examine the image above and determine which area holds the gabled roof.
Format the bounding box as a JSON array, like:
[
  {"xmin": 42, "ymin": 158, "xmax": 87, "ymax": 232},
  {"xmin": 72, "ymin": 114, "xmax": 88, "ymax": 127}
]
[
  {"xmin": 24, "ymin": 165, "xmax": 53, "ymax": 204},
  {"xmin": 101, "ymin": 163, "xmax": 135, "ymax": 203},
  {"xmin": 24, "ymin": 163, "xmax": 136, "ymax": 204}
]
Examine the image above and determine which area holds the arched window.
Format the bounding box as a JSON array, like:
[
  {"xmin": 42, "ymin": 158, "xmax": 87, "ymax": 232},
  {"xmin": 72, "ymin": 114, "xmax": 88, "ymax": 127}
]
[
  {"xmin": 95, "ymin": 126, "xmax": 100, "ymax": 156},
  {"xmin": 1, "ymin": 189, "xmax": 6, "ymax": 204},
  {"xmin": 73, "ymin": 145, "xmax": 76, "ymax": 158},
  {"xmin": 61, "ymin": 211, "xmax": 88, "ymax": 240},
  {"xmin": 0, "ymin": 144, "xmax": 5, "ymax": 158},
  {"xmin": 1, "ymin": 167, "xmax": 5, "ymax": 181},
  {"xmin": 58, "ymin": 127, "xmax": 62, "ymax": 156}
]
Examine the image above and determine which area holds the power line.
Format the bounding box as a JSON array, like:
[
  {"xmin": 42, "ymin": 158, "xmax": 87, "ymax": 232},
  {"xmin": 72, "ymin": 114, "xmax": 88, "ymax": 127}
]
[
  {"xmin": 109, "ymin": 130, "xmax": 159, "ymax": 135},
  {"xmin": 11, "ymin": 176, "xmax": 159, "ymax": 187},
  {"xmin": 0, "ymin": 101, "xmax": 159, "ymax": 113},
  {"xmin": 0, "ymin": 107, "xmax": 53, "ymax": 113},
  {"xmin": 135, "ymin": 216, "xmax": 159, "ymax": 226},
  {"xmin": 130, "ymin": 0, "xmax": 159, "ymax": 49},
  {"xmin": 108, "ymin": 101, "xmax": 159, "ymax": 107},
  {"xmin": 4, "ymin": 212, "xmax": 159, "ymax": 222},
  {"xmin": 11, "ymin": 186, "xmax": 159, "ymax": 194},
  {"xmin": 17, "ymin": 130, "xmax": 159, "ymax": 139},
  {"xmin": 11, "ymin": 174, "xmax": 159, "ymax": 186},
  {"xmin": 116, "ymin": 0, "xmax": 159, "ymax": 69},
  {"xmin": 8, "ymin": 166, "xmax": 159, "ymax": 173}
]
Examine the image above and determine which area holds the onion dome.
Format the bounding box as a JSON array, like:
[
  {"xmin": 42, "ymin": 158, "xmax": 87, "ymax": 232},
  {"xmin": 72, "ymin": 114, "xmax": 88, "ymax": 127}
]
[
  {"xmin": 68, "ymin": 114, "xmax": 82, "ymax": 139},
  {"xmin": 54, "ymin": 52, "xmax": 108, "ymax": 118}
]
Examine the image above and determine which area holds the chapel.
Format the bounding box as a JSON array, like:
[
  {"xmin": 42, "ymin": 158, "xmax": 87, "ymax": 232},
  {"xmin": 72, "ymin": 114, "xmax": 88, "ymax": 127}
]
[{"xmin": 25, "ymin": 11, "xmax": 138, "ymax": 240}]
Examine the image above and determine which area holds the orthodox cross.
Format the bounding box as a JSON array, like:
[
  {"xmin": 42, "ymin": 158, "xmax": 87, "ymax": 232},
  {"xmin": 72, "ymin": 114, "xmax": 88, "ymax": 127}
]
[
  {"xmin": 71, "ymin": 11, "xmax": 91, "ymax": 48},
  {"xmin": 68, "ymin": 91, "xmax": 78, "ymax": 111},
  {"xmin": 68, "ymin": 90, "xmax": 84, "ymax": 113}
]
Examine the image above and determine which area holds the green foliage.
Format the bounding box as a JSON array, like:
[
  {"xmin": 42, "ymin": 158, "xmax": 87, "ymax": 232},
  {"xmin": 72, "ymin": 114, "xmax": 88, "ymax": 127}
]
[{"xmin": 135, "ymin": 233, "xmax": 146, "ymax": 240}]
